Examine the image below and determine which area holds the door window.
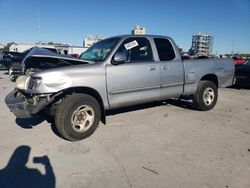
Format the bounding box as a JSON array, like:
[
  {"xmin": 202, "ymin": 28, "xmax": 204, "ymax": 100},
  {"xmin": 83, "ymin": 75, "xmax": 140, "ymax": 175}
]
[
  {"xmin": 154, "ymin": 38, "xmax": 176, "ymax": 61},
  {"xmin": 116, "ymin": 37, "xmax": 153, "ymax": 62}
]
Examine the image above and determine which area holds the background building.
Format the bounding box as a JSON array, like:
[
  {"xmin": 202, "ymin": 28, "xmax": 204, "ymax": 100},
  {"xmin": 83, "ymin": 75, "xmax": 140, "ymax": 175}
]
[
  {"xmin": 189, "ymin": 33, "xmax": 213, "ymax": 56},
  {"xmin": 131, "ymin": 25, "xmax": 145, "ymax": 35},
  {"xmin": 83, "ymin": 35, "xmax": 104, "ymax": 48}
]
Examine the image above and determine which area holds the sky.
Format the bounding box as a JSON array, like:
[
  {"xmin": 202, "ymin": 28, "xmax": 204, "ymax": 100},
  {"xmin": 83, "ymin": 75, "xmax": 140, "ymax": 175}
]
[{"xmin": 0, "ymin": 0, "xmax": 249, "ymax": 54}]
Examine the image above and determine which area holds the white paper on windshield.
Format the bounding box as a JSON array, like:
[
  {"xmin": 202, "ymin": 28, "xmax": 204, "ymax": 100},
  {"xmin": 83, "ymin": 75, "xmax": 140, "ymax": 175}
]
[{"xmin": 124, "ymin": 40, "xmax": 138, "ymax": 50}]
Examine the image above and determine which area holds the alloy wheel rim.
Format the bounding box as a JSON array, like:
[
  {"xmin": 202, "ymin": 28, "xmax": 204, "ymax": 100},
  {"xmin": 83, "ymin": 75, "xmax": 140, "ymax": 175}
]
[
  {"xmin": 71, "ymin": 105, "xmax": 95, "ymax": 133},
  {"xmin": 203, "ymin": 87, "xmax": 215, "ymax": 106}
]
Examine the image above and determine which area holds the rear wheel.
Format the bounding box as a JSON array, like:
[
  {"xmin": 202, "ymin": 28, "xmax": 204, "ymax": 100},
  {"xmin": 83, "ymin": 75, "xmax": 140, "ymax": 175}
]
[
  {"xmin": 193, "ymin": 81, "xmax": 218, "ymax": 111},
  {"xmin": 55, "ymin": 94, "xmax": 101, "ymax": 141}
]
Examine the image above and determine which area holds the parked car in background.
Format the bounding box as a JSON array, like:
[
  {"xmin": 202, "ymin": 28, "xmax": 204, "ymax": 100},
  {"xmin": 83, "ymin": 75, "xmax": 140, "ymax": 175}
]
[
  {"xmin": 5, "ymin": 35, "xmax": 234, "ymax": 141},
  {"xmin": 234, "ymin": 59, "xmax": 250, "ymax": 86},
  {"xmin": 69, "ymin": 53, "xmax": 80, "ymax": 58},
  {"xmin": 0, "ymin": 51, "xmax": 25, "ymax": 69},
  {"xmin": 233, "ymin": 56, "xmax": 246, "ymax": 65}
]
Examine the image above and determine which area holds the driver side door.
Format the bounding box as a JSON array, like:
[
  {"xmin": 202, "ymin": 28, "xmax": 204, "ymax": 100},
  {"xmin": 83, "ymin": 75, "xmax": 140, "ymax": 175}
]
[{"xmin": 106, "ymin": 37, "xmax": 161, "ymax": 109}]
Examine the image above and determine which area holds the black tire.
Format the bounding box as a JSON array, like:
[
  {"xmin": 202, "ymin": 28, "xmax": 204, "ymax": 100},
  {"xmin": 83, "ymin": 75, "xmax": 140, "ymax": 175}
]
[
  {"xmin": 193, "ymin": 80, "xmax": 218, "ymax": 111},
  {"xmin": 55, "ymin": 94, "xmax": 101, "ymax": 141},
  {"xmin": 9, "ymin": 62, "xmax": 22, "ymax": 82}
]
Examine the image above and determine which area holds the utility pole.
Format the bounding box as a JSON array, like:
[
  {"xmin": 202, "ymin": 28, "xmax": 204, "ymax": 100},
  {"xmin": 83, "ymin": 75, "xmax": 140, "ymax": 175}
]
[{"xmin": 37, "ymin": 10, "xmax": 41, "ymax": 44}]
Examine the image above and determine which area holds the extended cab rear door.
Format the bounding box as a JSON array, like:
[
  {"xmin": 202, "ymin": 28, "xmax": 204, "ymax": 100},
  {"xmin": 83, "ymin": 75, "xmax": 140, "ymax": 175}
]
[
  {"xmin": 153, "ymin": 38, "xmax": 184, "ymax": 99},
  {"xmin": 106, "ymin": 37, "xmax": 161, "ymax": 109}
]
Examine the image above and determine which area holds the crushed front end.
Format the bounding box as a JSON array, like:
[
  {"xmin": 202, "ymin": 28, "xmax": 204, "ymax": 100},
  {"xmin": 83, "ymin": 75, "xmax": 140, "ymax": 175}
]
[
  {"xmin": 5, "ymin": 91, "xmax": 33, "ymax": 118},
  {"xmin": 5, "ymin": 75, "xmax": 60, "ymax": 119}
]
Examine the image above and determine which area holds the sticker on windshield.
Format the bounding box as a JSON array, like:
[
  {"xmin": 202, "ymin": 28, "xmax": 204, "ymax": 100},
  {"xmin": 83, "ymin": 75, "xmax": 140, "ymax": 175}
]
[{"xmin": 124, "ymin": 40, "xmax": 138, "ymax": 50}]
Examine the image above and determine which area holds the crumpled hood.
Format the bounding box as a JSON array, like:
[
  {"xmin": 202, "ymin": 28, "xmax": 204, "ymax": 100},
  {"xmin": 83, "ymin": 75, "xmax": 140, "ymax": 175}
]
[{"xmin": 22, "ymin": 47, "xmax": 92, "ymax": 65}]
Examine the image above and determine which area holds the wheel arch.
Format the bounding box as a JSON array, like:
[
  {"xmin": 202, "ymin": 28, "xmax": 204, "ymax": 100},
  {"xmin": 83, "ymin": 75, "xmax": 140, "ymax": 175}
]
[
  {"xmin": 59, "ymin": 87, "xmax": 106, "ymax": 124},
  {"xmin": 200, "ymin": 74, "xmax": 218, "ymax": 88}
]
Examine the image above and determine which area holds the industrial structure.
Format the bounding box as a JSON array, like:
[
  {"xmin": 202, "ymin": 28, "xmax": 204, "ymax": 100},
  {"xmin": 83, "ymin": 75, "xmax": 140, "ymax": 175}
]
[
  {"xmin": 189, "ymin": 33, "xmax": 213, "ymax": 56},
  {"xmin": 131, "ymin": 25, "xmax": 146, "ymax": 35}
]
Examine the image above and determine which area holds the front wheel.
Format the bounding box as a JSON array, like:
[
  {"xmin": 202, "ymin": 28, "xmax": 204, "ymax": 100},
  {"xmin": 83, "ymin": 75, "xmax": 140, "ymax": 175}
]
[
  {"xmin": 193, "ymin": 81, "xmax": 218, "ymax": 111},
  {"xmin": 55, "ymin": 94, "xmax": 101, "ymax": 141}
]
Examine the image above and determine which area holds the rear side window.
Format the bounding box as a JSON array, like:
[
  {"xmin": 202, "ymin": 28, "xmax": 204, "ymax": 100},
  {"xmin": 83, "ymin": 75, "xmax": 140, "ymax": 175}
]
[{"xmin": 154, "ymin": 38, "xmax": 176, "ymax": 61}]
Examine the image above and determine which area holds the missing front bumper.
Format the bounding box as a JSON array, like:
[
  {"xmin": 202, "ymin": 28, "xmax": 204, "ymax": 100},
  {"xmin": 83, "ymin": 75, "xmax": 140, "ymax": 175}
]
[
  {"xmin": 5, "ymin": 91, "xmax": 32, "ymax": 118},
  {"xmin": 5, "ymin": 90, "xmax": 62, "ymax": 119}
]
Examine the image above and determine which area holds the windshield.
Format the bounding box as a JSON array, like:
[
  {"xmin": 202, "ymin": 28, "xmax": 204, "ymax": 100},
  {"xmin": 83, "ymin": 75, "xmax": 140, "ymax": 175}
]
[{"xmin": 80, "ymin": 37, "xmax": 121, "ymax": 61}]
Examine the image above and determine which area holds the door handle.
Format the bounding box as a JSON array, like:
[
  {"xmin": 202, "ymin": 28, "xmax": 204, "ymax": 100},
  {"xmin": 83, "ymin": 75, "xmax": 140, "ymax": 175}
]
[
  {"xmin": 148, "ymin": 66, "xmax": 156, "ymax": 71},
  {"xmin": 162, "ymin": 66, "xmax": 169, "ymax": 70}
]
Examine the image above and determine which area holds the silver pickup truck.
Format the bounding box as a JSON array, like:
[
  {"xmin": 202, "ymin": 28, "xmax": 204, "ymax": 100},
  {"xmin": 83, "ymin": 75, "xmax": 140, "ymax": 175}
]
[{"xmin": 5, "ymin": 35, "xmax": 234, "ymax": 141}]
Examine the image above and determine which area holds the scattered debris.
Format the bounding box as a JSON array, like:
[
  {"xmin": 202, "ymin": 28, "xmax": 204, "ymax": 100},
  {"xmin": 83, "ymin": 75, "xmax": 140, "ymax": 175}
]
[{"xmin": 142, "ymin": 166, "xmax": 159, "ymax": 175}]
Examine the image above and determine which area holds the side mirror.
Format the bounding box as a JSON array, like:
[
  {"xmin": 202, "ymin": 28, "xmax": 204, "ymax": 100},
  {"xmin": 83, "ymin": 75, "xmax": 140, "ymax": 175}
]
[{"xmin": 112, "ymin": 52, "xmax": 127, "ymax": 65}]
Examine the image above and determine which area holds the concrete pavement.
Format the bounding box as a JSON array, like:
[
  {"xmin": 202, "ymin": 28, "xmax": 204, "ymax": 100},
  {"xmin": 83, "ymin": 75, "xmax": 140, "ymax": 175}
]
[{"xmin": 0, "ymin": 70, "xmax": 249, "ymax": 188}]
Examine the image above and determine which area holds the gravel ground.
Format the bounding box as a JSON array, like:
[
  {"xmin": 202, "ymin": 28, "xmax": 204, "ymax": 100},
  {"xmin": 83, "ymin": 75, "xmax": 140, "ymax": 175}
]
[{"xmin": 0, "ymin": 70, "xmax": 249, "ymax": 188}]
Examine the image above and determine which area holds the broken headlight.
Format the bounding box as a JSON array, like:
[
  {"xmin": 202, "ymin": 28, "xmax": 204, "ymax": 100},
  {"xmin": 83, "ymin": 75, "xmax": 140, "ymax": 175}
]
[
  {"xmin": 27, "ymin": 76, "xmax": 42, "ymax": 90},
  {"xmin": 16, "ymin": 75, "xmax": 42, "ymax": 90},
  {"xmin": 15, "ymin": 75, "xmax": 29, "ymax": 90}
]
